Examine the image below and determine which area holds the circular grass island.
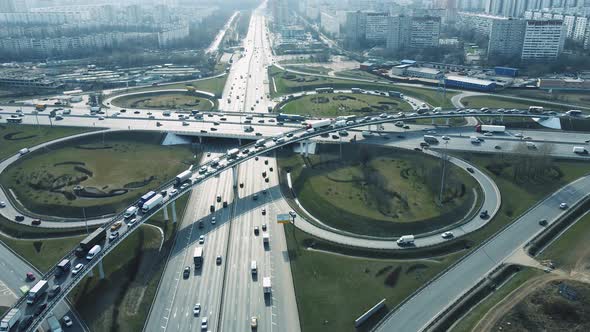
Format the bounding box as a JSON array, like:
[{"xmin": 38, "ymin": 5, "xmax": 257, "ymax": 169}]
[
  {"xmin": 111, "ymin": 90, "xmax": 216, "ymax": 111},
  {"xmin": 0, "ymin": 131, "xmax": 195, "ymax": 218},
  {"xmin": 280, "ymin": 93, "xmax": 413, "ymax": 118},
  {"xmin": 279, "ymin": 144, "xmax": 482, "ymax": 237}
]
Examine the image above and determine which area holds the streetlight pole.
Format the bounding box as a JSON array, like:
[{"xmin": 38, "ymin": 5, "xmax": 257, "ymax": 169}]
[{"xmin": 439, "ymin": 140, "xmax": 448, "ymax": 204}]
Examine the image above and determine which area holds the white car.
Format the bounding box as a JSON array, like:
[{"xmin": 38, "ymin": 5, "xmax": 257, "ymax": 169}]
[
  {"xmin": 0, "ymin": 201, "xmax": 5, "ymax": 208},
  {"xmin": 127, "ymin": 218, "xmax": 137, "ymax": 227},
  {"xmin": 199, "ymin": 235, "xmax": 205, "ymax": 244},
  {"xmin": 442, "ymin": 136, "xmax": 450, "ymax": 140},
  {"xmin": 559, "ymin": 202, "xmax": 568, "ymax": 209},
  {"xmin": 483, "ymin": 132, "xmax": 493, "ymax": 136},
  {"xmin": 201, "ymin": 317, "xmax": 208, "ymax": 330},
  {"xmin": 441, "ymin": 231, "xmax": 454, "ymax": 239},
  {"xmin": 193, "ymin": 303, "xmax": 201, "ymax": 316},
  {"xmin": 514, "ymin": 133, "xmax": 523, "ymax": 138},
  {"xmin": 170, "ymin": 189, "xmax": 178, "ymax": 196},
  {"xmin": 72, "ymin": 263, "xmax": 84, "ymax": 275},
  {"xmin": 109, "ymin": 232, "xmax": 119, "ymax": 241},
  {"xmin": 211, "ymin": 217, "xmax": 216, "ymax": 225},
  {"xmin": 62, "ymin": 315, "xmax": 73, "ymax": 327}
]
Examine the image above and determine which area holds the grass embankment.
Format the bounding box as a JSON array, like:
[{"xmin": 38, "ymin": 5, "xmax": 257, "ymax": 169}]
[
  {"xmin": 335, "ymin": 69, "xmax": 385, "ymax": 81},
  {"xmin": 109, "ymin": 75, "xmax": 228, "ymax": 98},
  {"xmin": 279, "ymin": 144, "xmax": 479, "ymax": 236},
  {"xmin": 285, "ymin": 223, "xmax": 464, "ymax": 332},
  {"xmin": 0, "ymin": 131, "xmax": 196, "ymax": 218},
  {"xmin": 280, "ymin": 93, "xmax": 412, "ymax": 117},
  {"xmin": 285, "ymin": 65, "xmax": 332, "ymax": 75},
  {"xmin": 69, "ymin": 194, "xmax": 187, "ymax": 332},
  {"xmin": 451, "ymin": 152, "xmax": 589, "ymax": 247},
  {"xmin": 0, "ymin": 124, "xmax": 92, "ymax": 161},
  {"xmin": 462, "ymin": 95, "xmax": 570, "ymax": 112},
  {"xmin": 111, "ymin": 91, "xmax": 215, "ymax": 111},
  {"xmin": 269, "ymin": 65, "xmax": 457, "ymax": 108},
  {"xmin": 499, "ymin": 90, "xmax": 590, "ymax": 109}
]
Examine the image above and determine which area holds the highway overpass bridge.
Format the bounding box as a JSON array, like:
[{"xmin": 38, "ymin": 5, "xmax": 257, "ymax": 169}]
[{"xmin": 0, "ymin": 111, "xmax": 580, "ymax": 331}]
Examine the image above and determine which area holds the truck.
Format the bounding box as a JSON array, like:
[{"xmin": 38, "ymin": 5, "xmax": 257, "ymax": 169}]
[
  {"xmin": 388, "ymin": 91, "xmax": 403, "ymax": 98},
  {"xmin": 255, "ymin": 139, "xmax": 266, "ymax": 148},
  {"xmin": 124, "ymin": 206, "xmax": 138, "ymax": 219},
  {"xmin": 262, "ymin": 232, "xmax": 270, "ymax": 245},
  {"xmin": 47, "ymin": 315, "xmax": 63, "ymax": 332},
  {"xmin": 423, "ymin": 135, "xmax": 439, "ymax": 144},
  {"xmin": 27, "ymin": 280, "xmax": 48, "ymax": 304},
  {"xmin": 86, "ymin": 244, "xmax": 101, "ymax": 260},
  {"xmin": 351, "ymin": 87, "xmax": 361, "ymax": 93},
  {"xmin": 227, "ymin": 148, "xmax": 240, "ymax": 158},
  {"xmin": 90, "ymin": 106, "xmax": 100, "ymax": 113},
  {"xmin": 6, "ymin": 118, "xmax": 22, "ymax": 123},
  {"xmin": 0, "ymin": 308, "xmax": 21, "ymax": 331},
  {"xmin": 80, "ymin": 228, "xmax": 106, "ymax": 252},
  {"xmin": 62, "ymin": 109, "xmax": 71, "ymax": 115},
  {"xmin": 305, "ymin": 119, "xmax": 332, "ymax": 129},
  {"xmin": 138, "ymin": 191, "xmax": 157, "ymax": 208},
  {"xmin": 528, "ymin": 106, "xmax": 544, "ymax": 114},
  {"xmin": 566, "ymin": 110, "xmax": 582, "ymax": 117},
  {"xmin": 174, "ymin": 170, "xmax": 192, "ymax": 186},
  {"xmin": 573, "ymin": 146, "xmax": 588, "ymax": 154},
  {"xmin": 55, "ymin": 259, "xmax": 71, "ymax": 277},
  {"xmin": 276, "ymin": 113, "xmax": 305, "ymax": 123},
  {"xmin": 35, "ymin": 104, "xmax": 46, "ymax": 111},
  {"xmin": 243, "ymin": 125, "xmax": 254, "ymax": 132},
  {"xmin": 333, "ymin": 120, "xmax": 346, "ymax": 128},
  {"xmin": 263, "ymin": 277, "xmax": 271, "ymax": 294},
  {"xmin": 142, "ymin": 194, "xmax": 164, "ymax": 213},
  {"xmin": 396, "ymin": 235, "xmax": 415, "ymax": 246},
  {"xmin": 193, "ymin": 247, "xmax": 204, "ymax": 268},
  {"xmin": 315, "ymin": 87, "xmax": 334, "ymax": 93},
  {"xmin": 475, "ymin": 124, "xmax": 505, "ymax": 133},
  {"xmin": 18, "ymin": 148, "xmax": 29, "ymax": 156}
]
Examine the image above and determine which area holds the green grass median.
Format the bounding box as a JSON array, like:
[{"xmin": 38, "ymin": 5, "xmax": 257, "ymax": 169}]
[
  {"xmin": 462, "ymin": 95, "xmax": 570, "ymax": 112},
  {"xmin": 280, "ymin": 93, "xmax": 412, "ymax": 117},
  {"xmin": 111, "ymin": 91, "xmax": 215, "ymax": 110}
]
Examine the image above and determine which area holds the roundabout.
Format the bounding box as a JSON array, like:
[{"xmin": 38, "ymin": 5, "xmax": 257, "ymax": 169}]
[{"xmin": 110, "ymin": 89, "xmax": 216, "ymax": 111}]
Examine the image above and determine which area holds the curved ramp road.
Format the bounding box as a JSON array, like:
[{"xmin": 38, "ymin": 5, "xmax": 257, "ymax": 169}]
[{"xmin": 373, "ymin": 175, "xmax": 590, "ymax": 332}]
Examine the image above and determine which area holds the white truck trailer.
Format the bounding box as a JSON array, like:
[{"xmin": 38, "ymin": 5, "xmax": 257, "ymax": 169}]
[
  {"xmin": 141, "ymin": 194, "xmax": 164, "ymax": 213},
  {"xmin": 0, "ymin": 308, "xmax": 21, "ymax": 332},
  {"xmin": 263, "ymin": 277, "xmax": 272, "ymax": 294}
]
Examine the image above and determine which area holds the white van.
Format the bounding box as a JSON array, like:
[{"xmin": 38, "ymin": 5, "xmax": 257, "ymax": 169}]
[
  {"xmin": 86, "ymin": 245, "xmax": 101, "ymax": 260},
  {"xmin": 251, "ymin": 261, "xmax": 257, "ymax": 275},
  {"xmin": 397, "ymin": 235, "xmax": 415, "ymax": 245},
  {"xmin": 124, "ymin": 206, "xmax": 138, "ymax": 218},
  {"xmin": 18, "ymin": 148, "xmax": 30, "ymax": 156}
]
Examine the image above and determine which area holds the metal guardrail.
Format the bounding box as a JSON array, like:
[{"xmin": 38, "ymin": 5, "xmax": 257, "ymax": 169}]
[{"xmin": 3, "ymin": 110, "xmax": 572, "ymax": 331}]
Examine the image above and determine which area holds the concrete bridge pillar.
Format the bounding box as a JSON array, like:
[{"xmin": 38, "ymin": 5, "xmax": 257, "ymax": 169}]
[
  {"xmin": 88, "ymin": 268, "xmax": 93, "ymax": 277},
  {"xmin": 232, "ymin": 165, "xmax": 239, "ymax": 189},
  {"xmin": 171, "ymin": 200, "xmax": 177, "ymax": 223},
  {"xmin": 304, "ymin": 141, "xmax": 309, "ymax": 158},
  {"xmin": 198, "ymin": 136, "xmax": 203, "ymax": 144},
  {"xmin": 238, "ymin": 138, "xmax": 242, "ymax": 145},
  {"xmin": 299, "ymin": 141, "xmax": 304, "ymax": 155},
  {"xmin": 163, "ymin": 204, "xmax": 169, "ymax": 222},
  {"xmin": 445, "ymin": 118, "xmax": 450, "ymax": 126},
  {"xmin": 98, "ymin": 259, "xmax": 105, "ymax": 279}
]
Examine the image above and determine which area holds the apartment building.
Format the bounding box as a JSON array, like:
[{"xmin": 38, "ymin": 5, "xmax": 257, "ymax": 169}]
[{"xmin": 521, "ymin": 19, "xmax": 566, "ymax": 60}]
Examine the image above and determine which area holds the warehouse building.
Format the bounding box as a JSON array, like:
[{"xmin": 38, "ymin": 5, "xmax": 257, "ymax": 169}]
[{"xmin": 445, "ymin": 76, "xmax": 497, "ymax": 92}]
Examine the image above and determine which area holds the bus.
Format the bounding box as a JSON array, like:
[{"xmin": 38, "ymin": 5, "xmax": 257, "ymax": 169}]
[
  {"xmin": 7, "ymin": 118, "xmax": 22, "ymax": 123},
  {"xmin": 193, "ymin": 247, "xmax": 204, "ymax": 268},
  {"xmin": 315, "ymin": 87, "xmax": 334, "ymax": 94}
]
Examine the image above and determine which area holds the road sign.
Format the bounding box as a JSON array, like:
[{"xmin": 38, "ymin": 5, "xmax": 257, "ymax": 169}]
[{"xmin": 277, "ymin": 213, "xmax": 291, "ymax": 224}]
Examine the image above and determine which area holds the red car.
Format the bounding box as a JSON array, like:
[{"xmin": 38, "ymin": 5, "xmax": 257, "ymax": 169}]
[{"xmin": 26, "ymin": 272, "xmax": 35, "ymax": 281}]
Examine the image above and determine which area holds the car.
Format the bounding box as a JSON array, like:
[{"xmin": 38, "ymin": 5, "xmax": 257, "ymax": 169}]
[
  {"xmin": 134, "ymin": 111, "xmax": 140, "ymax": 114},
  {"xmin": 15, "ymin": 215, "xmax": 24, "ymax": 222},
  {"xmin": 193, "ymin": 303, "xmax": 201, "ymax": 316},
  {"xmin": 419, "ymin": 142, "xmax": 429, "ymax": 148},
  {"xmin": 183, "ymin": 266, "xmax": 191, "ymax": 279},
  {"xmin": 127, "ymin": 218, "xmax": 137, "ymax": 227},
  {"xmin": 216, "ymin": 255, "xmax": 222, "ymax": 265},
  {"xmin": 31, "ymin": 219, "xmax": 41, "ymax": 226},
  {"xmin": 199, "ymin": 235, "xmax": 205, "ymax": 244},
  {"xmin": 72, "ymin": 263, "xmax": 84, "ymax": 275},
  {"xmin": 442, "ymin": 136, "xmax": 450, "ymax": 140},
  {"xmin": 211, "ymin": 127, "xmax": 218, "ymax": 131},
  {"xmin": 63, "ymin": 315, "xmax": 73, "ymax": 327},
  {"xmin": 111, "ymin": 221, "xmax": 123, "ymax": 231},
  {"xmin": 201, "ymin": 317, "xmax": 208, "ymax": 330},
  {"xmin": 514, "ymin": 133, "xmax": 523, "ymax": 138},
  {"xmin": 180, "ymin": 183, "xmax": 189, "ymax": 190},
  {"xmin": 34, "ymin": 303, "xmax": 47, "ymax": 317},
  {"xmin": 524, "ymin": 136, "xmax": 532, "ymax": 140},
  {"xmin": 413, "ymin": 147, "xmax": 422, "ymax": 151},
  {"xmin": 206, "ymin": 152, "xmax": 211, "ymax": 157},
  {"xmin": 480, "ymin": 210, "xmax": 489, "ymax": 219},
  {"xmin": 251, "ymin": 316, "xmax": 258, "ymax": 329},
  {"xmin": 262, "ymin": 189, "xmax": 267, "ymax": 195},
  {"xmin": 483, "ymin": 132, "xmax": 493, "ymax": 136},
  {"xmin": 255, "ymin": 132, "xmax": 262, "ymax": 136},
  {"xmin": 539, "ymin": 219, "xmax": 548, "ymax": 226},
  {"xmin": 109, "ymin": 232, "xmax": 119, "ymax": 241},
  {"xmin": 0, "ymin": 201, "xmax": 5, "ymax": 208},
  {"xmin": 494, "ymin": 145, "xmax": 502, "ymax": 150},
  {"xmin": 441, "ymin": 231, "xmax": 454, "ymax": 239},
  {"xmin": 262, "ymin": 224, "xmax": 267, "ymax": 231},
  {"xmin": 211, "ymin": 216, "xmax": 216, "ymax": 224},
  {"xmin": 466, "ymin": 167, "xmax": 474, "ymax": 173},
  {"xmin": 262, "ymin": 208, "xmax": 266, "ymax": 215},
  {"xmin": 559, "ymin": 202, "xmax": 568, "ymax": 209},
  {"xmin": 26, "ymin": 272, "xmax": 35, "ymax": 281},
  {"xmin": 254, "ymin": 226, "xmax": 259, "ymax": 235},
  {"xmin": 253, "ymin": 193, "xmax": 258, "ymax": 200},
  {"xmin": 98, "ymin": 116, "xmax": 105, "ymax": 120},
  {"xmin": 170, "ymin": 189, "xmax": 178, "ymax": 196},
  {"xmin": 223, "ymin": 201, "xmax": 228, "ymax": 208},
  {"xmin": 397, "ymin": 135, "xmax": 406, "ymax": 139}
]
